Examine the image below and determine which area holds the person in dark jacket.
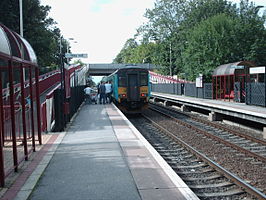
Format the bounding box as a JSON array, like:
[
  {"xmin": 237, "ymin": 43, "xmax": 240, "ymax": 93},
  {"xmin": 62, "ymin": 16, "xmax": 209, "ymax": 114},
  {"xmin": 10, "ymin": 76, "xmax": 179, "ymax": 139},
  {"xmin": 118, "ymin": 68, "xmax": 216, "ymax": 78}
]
[{"xmin": 99, "ymin": 82, "xmax": 106, "ymax": 104}]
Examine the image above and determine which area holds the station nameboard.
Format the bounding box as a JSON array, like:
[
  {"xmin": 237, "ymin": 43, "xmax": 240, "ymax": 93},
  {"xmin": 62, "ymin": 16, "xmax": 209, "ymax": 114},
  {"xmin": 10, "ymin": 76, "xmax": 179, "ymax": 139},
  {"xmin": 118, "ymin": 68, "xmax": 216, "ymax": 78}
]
[
  {"xmin": 196, "ymin": 74, "xmax": 203, "ymax": 88},
  {"xmin": 230, "ymin": 65, "xmax": 245, "ymax": 69},
  {"xmin": 250, "ymin": 66, "xmax": 265, "ymax": 74},
  {"xmin": 65, "ymin": 53, "xmax": 88, "ymax": 58}
]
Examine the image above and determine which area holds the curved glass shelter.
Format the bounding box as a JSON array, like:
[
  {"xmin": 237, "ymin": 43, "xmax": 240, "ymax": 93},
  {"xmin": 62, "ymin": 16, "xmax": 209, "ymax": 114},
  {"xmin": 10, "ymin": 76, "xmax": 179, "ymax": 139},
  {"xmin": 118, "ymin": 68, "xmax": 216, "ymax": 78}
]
[
  {"xmin": 0, "ymin": 23, "xmax": 42, "ymax": 187},
  {"xmin": 212, "ymin": 61, "xmax": 255, "ymax": 102}
]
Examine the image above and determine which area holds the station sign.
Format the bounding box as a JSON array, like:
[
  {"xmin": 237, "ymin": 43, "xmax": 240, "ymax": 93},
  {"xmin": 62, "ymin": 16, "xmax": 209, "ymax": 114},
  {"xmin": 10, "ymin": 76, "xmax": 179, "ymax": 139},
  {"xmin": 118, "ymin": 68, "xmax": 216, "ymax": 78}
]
[
  {"xmin": 230, "ymin": 65, "xmax": 245, "ymax": 69},
  {"xmin": 250, "ymin": 66, "xmax": 265, "ymax": 74},
  {"xmin": 196, "ymin": 74, "xmax": 203, "ymax": 88},
  {"xmin": 65, "ymin": 53, "xmax": 88, "ymax": 58}
]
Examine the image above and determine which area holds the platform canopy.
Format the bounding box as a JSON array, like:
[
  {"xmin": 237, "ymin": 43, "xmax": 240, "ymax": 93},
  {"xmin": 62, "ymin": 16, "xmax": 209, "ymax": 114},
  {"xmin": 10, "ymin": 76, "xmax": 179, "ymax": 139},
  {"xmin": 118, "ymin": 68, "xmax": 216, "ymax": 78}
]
[
  {"xmin": 213, "ymin": 61, "xmax": 255, "ymax": 76},
  {"xmin": 0, "ymin": 23, "xmax": 37, "ymax": 65}
]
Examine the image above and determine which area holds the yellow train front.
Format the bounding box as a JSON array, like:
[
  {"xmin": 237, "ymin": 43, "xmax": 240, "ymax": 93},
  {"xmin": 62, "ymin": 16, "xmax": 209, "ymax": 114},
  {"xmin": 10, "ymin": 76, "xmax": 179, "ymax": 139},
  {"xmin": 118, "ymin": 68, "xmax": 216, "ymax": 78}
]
[{"xmin": 106, "ymin": 66, "xmax": 150, "ymax": 113}]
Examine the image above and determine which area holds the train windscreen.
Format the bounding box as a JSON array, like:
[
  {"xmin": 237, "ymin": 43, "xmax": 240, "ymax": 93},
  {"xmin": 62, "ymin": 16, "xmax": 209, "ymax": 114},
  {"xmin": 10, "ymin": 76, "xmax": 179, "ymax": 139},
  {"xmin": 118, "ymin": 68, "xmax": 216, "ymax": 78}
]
[
  {"xmin": 140, "ymin": 72, "xmax": 148, "ymax": 86},
  {"xmin": 118, "ymin": 76, "xmax": 126, "ymax": 87}
]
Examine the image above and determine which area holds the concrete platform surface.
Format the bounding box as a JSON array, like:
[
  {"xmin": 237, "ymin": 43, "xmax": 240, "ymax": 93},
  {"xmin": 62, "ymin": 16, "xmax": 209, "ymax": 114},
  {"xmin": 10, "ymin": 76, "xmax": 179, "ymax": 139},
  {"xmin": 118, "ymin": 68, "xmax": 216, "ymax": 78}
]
[{"xmin": 2, "ymin": 103, "xmax": 199, "ymax": 200}]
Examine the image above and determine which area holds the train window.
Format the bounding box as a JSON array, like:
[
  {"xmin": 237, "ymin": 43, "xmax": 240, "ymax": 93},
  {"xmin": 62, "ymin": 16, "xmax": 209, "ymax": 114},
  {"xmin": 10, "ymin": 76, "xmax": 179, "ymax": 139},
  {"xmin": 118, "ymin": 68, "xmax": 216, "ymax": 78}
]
[
  {"xmin": 118, "ymin": 76, "xmax": 126, "ymax": 87},
  {"xmin": 140, "ymin": 73, "xmax": 148, "ymax": 86}
]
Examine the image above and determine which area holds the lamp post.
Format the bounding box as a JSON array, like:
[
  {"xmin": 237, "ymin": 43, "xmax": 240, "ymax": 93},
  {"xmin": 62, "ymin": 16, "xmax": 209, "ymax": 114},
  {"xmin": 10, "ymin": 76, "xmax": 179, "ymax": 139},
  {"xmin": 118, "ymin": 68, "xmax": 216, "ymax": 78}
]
[
  {"xmin": 169, "ymin": 42, "xmax": 172, "ymax": 77},
  {"xmin": 19, "ymin": 0, "xmax": 27, "ymax": 83},
  {"xmin": 57, "ymin": 36, "xmax": 66, "ymax": 130},
  {"xmin": 19, "ymin": 0, "xmax": 23, "ymax": 37},
  {"xmin": 59, "ymin": 36, "xmax": 64, "ymax": 90},
  {"xmin": 66, "ymin": 38, "xmax": 77, "ymax": 64}
]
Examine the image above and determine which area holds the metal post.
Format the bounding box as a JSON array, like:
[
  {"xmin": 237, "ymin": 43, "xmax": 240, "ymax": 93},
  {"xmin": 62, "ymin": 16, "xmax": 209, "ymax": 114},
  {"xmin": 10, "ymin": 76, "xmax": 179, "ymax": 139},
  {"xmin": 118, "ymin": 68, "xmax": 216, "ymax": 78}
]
[
  {"xmin": 29, "ymin": 68, "xmax": 35, "ymax": 152},
  {"xmin": 59, "ymin": 37, "xmax": 64, "ymax": 90},
  {"xmin": 216, "ymin": 76, "xmax": 218, "ymax": 99},
  {"xmin": 169, "ymin": 42, "xmax": 172, "ymax": 76},
  {"xmin": 0, "ymin": 72, "xmax": 5, "ymax": 187},
  {"xmin": 66, "ymin": 41, "xmax": 69, "ymax": 64},
  {"xmin": 35, "ymin": 67, "xmax": 42, "ymax": 145},
  {"xmin": 265, "ymin": 72, "xmax": 266, "ymax": 107},
  {"xmin": 59, "ymin": 37, "xmax": 65, "ymax": 127},
  {"xmin": 20, "ymin": 64, "xmax": 28, "ymax": 160},
  {"xmin": 8, "ymin": 60, "xmax": 18, "ymax": 172},
  {"xmin": 66, "ymin": 38, "xmax": 75, "ymax": 64},
  {"xmin": 19, "ymin": 0, "xmax": 26, "ymax": 82},
  {"xmin": 0, "ymin": 73, "xmax": 4, "ymax": 146},
  {"xmin": 19, "ymin": 0, "xmax": 23, "ymax": 37}
]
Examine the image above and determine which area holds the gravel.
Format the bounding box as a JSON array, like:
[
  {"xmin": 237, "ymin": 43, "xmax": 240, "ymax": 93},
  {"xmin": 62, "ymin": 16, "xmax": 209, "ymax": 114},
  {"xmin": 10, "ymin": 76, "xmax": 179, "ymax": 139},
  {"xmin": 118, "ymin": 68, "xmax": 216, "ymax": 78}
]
[{"xmin": 142, "ymin": 109, "xmax": 266, "ymax": 194}]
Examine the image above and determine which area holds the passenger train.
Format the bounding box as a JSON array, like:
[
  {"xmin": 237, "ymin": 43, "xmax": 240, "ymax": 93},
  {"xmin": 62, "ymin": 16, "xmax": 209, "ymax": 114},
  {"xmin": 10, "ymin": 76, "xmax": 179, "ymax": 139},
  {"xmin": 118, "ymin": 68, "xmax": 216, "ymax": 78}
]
[{"xmin": 105, "ymin": 66, "xmax": 151, "ymax": 113}]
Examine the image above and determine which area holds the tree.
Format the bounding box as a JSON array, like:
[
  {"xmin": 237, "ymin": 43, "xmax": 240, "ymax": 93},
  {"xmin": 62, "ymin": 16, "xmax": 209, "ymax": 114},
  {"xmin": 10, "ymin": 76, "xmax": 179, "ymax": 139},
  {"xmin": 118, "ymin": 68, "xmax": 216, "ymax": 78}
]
[
  {"xmin": 183, "ymin": 14, "xmax": 238, "ymax": 80},
  {"xmin": 236, "ymin": 0, "xmax": 266, "ymax": 65},
  {"xmin": 115, "ymin": 0, "xmax": 266, "ymax": 81},
  {"xmin": 137, "ymin": 0, "xmax": 188, "ymax": 42},
  {"xmin": 0, "ymin": 0, "xmax": 67, "ymax": 74},
  {"xmin": 113, "ymin": 38, "xmax": 138, "ymax": 63}
]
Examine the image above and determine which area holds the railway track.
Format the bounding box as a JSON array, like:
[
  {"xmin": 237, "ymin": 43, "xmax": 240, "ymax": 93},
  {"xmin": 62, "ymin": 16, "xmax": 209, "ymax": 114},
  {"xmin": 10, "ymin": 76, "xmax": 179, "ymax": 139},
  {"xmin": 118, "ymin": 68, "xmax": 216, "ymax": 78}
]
[
  {"xmin": 129, "ymin": 115, "xmax": 266, "ymax": 199},
  {"xmin": 149, "ymin": 103, "xmax": 266, "ymax": 163}
]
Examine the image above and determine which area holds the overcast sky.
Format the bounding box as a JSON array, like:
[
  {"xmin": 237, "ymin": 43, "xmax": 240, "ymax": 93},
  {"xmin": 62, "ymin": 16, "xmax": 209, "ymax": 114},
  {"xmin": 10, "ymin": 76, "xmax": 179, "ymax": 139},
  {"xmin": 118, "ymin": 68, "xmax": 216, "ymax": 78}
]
[{"xmin": 40, "ymin": 0, "xmax": 265, "ymax": 64}]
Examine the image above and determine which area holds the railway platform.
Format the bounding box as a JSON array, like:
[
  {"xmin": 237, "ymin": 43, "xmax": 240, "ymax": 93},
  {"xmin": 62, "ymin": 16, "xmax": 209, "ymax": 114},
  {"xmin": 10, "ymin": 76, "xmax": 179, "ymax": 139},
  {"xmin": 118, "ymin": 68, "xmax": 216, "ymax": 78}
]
[
  {"xmin": 151, "ymin": 92, "xmax": 266, "ymax": 139},
  {"xmin": 1, "ymin": 103, "xmax": 199, "ymax": 200}
]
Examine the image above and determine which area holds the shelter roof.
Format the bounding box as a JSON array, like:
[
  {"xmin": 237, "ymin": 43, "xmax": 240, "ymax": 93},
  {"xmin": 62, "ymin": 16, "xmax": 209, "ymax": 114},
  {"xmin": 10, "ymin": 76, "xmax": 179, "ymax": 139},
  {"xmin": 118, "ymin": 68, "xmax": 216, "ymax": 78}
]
[
  {"xmin": 0, "ymin": 23, "xmax": 37, "ymax": 65},
  {"xmin": 213, "ymin": 61, "xmax": 255, "ymax": 76}
]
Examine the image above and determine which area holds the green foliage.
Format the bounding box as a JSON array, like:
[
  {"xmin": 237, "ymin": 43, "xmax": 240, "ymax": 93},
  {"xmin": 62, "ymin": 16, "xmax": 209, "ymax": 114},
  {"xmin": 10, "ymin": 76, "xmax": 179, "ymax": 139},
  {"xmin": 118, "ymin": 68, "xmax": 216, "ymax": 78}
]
[
  {"xmin": 73, "ymin": 59, "xmax": 85, "ymax": 66},
  {"xmin": 0, "ymin": 0, "xmax": 68, "ymax": 74},
  {"xmin": 115, "ymin": 0, "xmax": 266, "ymax": 82},
  {"xmin": 183, "ymin": 14, "xmax": 238, "ymax": 80},
  {"xmin": 113, "ymin": 38, "xmax": 138, "ymax": 63}
]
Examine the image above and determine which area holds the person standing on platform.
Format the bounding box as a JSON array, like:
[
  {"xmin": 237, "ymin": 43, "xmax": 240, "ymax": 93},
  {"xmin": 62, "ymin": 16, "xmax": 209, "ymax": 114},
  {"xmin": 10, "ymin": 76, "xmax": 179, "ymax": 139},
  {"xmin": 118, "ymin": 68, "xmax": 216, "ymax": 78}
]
[
  {"xmin": 105, "ymin": 81, "xmax": 112, "ymax": 103},
  {"xmin": 99, "ymin": 82, "xmax": 106, "ymax": 104},
  {"xmin": 84, "ymin": 85, "xmax": 92, "ymax": 104}
]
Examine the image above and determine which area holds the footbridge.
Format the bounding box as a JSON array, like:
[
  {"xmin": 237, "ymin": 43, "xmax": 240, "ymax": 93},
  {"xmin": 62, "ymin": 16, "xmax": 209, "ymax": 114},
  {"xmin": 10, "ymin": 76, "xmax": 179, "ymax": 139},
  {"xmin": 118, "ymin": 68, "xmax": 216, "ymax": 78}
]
[{"xmin": 88, "ymin": 63, "xmax": 157, "ymax": 76}]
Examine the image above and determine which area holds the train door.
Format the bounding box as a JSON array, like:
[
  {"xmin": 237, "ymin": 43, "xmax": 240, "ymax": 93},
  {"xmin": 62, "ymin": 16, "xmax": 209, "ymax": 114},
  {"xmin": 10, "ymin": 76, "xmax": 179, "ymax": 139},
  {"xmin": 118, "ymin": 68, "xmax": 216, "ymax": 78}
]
[{"xmin": 127, "ymin": 74, "xmax": 139, "ymax": 101}]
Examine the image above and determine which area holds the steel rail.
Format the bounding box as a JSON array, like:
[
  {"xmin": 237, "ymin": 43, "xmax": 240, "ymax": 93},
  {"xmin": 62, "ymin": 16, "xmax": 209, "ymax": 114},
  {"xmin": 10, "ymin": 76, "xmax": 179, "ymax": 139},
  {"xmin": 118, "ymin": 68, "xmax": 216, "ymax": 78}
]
[
  {"xmin": 152, "ymin": 102, "xmax": 266, "ymax": 145},
  {"xmin": 142, "ymin": 113, "xmax": 266, "ymax": 200},
  {"xmin": 191, "ymin": 114, "xmax": 266, "ymax": 145},
  {"xmin": 150, "ymin": 106, "xmax": 266, "ymax": 163}
]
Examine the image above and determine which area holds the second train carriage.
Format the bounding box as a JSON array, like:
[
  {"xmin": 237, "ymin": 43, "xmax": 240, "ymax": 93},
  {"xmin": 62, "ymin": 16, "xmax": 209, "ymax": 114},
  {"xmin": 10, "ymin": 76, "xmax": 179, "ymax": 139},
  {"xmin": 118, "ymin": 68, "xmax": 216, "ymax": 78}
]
[{"xmin": 105, "ymin": 66, "xmax": 150, "ymax": 112}]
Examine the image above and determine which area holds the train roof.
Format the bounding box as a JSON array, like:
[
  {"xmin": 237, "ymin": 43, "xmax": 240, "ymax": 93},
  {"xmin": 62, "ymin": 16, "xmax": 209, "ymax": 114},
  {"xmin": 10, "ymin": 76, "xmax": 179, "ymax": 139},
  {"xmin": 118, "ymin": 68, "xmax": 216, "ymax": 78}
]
[
  {"xmin": 117, "ymin": 65, "xmax": 148, "ymax": 71},
  {"xmin": 110, "ymin": 65, "xmax": 148, "ymax": 75}
]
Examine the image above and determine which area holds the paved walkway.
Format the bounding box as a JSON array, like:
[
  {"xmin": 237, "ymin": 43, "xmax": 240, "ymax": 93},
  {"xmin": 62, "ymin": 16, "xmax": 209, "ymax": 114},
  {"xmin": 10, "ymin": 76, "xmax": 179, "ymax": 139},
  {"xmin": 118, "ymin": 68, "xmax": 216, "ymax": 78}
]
[
  {"xmin": 1, "ymin": 103, "xmax": 199, "ymax": 200},
  {"xmin": 27, "ymin": 104, "xmax": 141, "ymax": 200}
]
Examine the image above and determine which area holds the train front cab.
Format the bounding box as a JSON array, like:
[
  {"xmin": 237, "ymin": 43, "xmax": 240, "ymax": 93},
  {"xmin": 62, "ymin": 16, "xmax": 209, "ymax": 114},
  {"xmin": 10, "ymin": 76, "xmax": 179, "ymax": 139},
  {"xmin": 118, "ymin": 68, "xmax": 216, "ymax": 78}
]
[{"xmin": 116, "ymin": 67, "xmax": 150, "ymax": 112}]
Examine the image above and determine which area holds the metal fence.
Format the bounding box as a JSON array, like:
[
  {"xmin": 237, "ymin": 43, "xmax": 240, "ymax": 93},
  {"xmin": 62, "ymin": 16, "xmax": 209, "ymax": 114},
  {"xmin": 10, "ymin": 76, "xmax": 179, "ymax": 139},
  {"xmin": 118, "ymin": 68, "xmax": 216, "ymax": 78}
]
[
  {"xmin": 246, "ymin": 82, "xmax": 266, "ymax": 107},
  {"xmin": 151, "ymin": 82, "xmax": 213, "ymax": 99},
  {"xmin": 151, "ymin": 81, "xmax": 266, "ymax": 107},
  {"xmin": 53, "ymin": 85, "xmax": 85, "ymax": 131}
]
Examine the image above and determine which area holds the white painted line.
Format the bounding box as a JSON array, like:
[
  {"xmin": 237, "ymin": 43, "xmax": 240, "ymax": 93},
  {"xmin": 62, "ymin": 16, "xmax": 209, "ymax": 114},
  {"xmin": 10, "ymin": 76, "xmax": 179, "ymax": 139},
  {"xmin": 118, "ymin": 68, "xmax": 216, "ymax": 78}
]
[{"xmin": 113, "ymin": 105, "xmax": 200, "ymax": 200}]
